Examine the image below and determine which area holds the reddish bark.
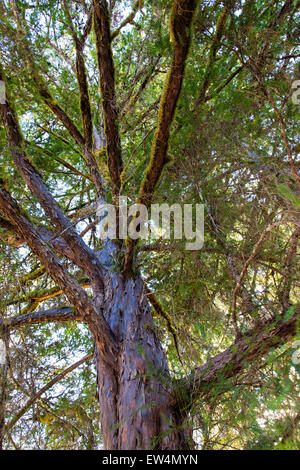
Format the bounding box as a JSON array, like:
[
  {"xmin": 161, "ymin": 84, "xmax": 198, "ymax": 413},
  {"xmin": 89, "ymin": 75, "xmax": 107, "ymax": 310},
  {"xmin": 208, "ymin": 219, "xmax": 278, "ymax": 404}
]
[
  {"xmin": 93, "ymin": 0, "xmax": 123, "ymax": 195},
  {"xmin": 96, "ymin": 271, "xmax": 193, "ymax": 449}
]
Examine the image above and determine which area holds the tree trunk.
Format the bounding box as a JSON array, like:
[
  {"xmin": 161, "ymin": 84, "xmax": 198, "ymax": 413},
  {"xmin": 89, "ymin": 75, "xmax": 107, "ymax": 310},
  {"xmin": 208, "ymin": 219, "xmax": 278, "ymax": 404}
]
[
  {"xmin": 95, "ymin": 271, "xmax": 192, "ymax": 450},
  {"xmin": 0, "ymin": 332, "xmax": 8, "ymax": 450}
]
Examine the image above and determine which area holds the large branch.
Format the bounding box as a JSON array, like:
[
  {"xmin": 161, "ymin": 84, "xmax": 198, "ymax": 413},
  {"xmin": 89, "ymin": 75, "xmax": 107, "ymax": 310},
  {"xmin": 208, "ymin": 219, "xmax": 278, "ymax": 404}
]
[
  {"xmin": 0, "ymin": 62, "xmax": 105, "ymax": 288},
  {"xmin": 187, "ymin": 308, "xmax": 300, "ymax": 402},
  {"xmin": 138, "ymin": 0, "xmax": 198, "ymax": 206},
  {"xmin": 0, "ymin": 307, "xmax": 83, "ymax": 331},
  {"xmin": 0, "ymin": 213, "xmax": 90, "ymax": 268},
  {"xmin": 123, "ymin": 0, "xmax": 198, "ymax": 273},
  {"xmin": 93, "ymin": 0, "xmax": 123, "ymax": 195},
  {"xmin": 0, "ymin": 215, "xmax": 87, "ymax": 268},
  {"xmin": 0, "ymin": 184, "xmax": 118, "ymax": 364},
  {"xmin": 62, "ymin": 0, "xmax": 105, "ymax": 196},
  {"xmin": 75, "ymin": 45, "xmax": 104, "ymax": 195}
]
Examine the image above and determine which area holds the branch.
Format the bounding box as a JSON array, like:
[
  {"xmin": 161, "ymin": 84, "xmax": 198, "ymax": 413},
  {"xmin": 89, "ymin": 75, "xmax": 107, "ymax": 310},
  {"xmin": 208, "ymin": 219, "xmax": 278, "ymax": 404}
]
[
  {"xmin": 0, "ymin": 307, "xmax": 83, "ymax": 331},
  {"xmin": 33, "ymin": 77, "xmax": 85, "ymax": 148},
  {"xmin": 263, "ymin": 87, "xmax": 300, "ymax": 189},
  {"xmin": 0, "ymin": 214, "xmax": 86, "ymax": 267},
  {"xmin": 144, "ymin": 283, "xmax": 183, "ymax": 366},
  {"xmin": 197, "ymin": 186, "xmax": 256, "ymax": 334},
  {"xmin": 75, "ymin": 48, "xmax": 105, "ymax": 196},
  {"xmin": 231, "ymin": 219, "xmax": 295, "ymax": 335},
  {"xmin": 5, "ymin": 353, "xmax": 93, "ymax": 432},
  {"xmin": 0, "ymin": 330, "xmax": 8, "ymax": 450},
  {"xmin": 93, "ymin": 0, "xmax": 123, "ymax": 195},
  {"xmin": 0, "ymin": 216, "xmax": 24, "ymax": 247},
  {"xmin": 6, "ymin": 278, "xmax": 90, "ymax": 307},
  {"xmin": 10, "ymin": 1, "xmax": 85, "ymax": 148},
  {"xmin": 0, "ymin": 184, "xmax": 118, "ymax": 363},
  {"xmin": 111, "ymin": 0, "xmax": 144, "ymax": 41},
  {"xmin": 204, "ymin": 66, "xmax": 243, "ymax": 102},
  {"xmin": 188, "ymin": 307, "xmax": 300, "ymax": 402},
  {"xmin": 278, "ymin": 410, "xmax": 300, "ymax": 446},
  {"xmin": 25, "ymin": 140, "xmax": 93, "ymax": 183},
  {"xmin": 81, "ymin": 7, "xmax": 94, "ymax": 46},
  {"xmin": 46, "ymin": 39, "xmax": 77, "ymax": 74},
  {"xmin": 279, "ymin": 230, "xmax": 300, "ymax": 312},
  {"xmin": 123, "ymin": 0, "xmax": 198, "ymax": 273},
  {"xmin": 19, "ymin": 266, "xmax": 46, "ymax": 285},
  {"xmin": 62, "ymin": 0, "xmax": 105, "ymax": 196},
  {"xmin": 0, "ymin": 62, "xmax": 106, "ymax": 287},
  {"xmin": 195, "ymin": 7, "xmax": 230, "ymax": 106},
  {"xmin": 120, "ymin": 55, "xmax": 161, "ymax": 119}
]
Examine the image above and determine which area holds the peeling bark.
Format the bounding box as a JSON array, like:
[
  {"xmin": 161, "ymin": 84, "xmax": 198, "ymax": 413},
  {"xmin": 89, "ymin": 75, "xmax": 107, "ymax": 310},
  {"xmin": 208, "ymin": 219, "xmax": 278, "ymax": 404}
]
[
  {"xmin": 190, "ymin": 308, "xmax": 300, "ymax": 398},
  {"xmin": 96, "ymin": 271, "xmax": 193, "ymax": 449}
]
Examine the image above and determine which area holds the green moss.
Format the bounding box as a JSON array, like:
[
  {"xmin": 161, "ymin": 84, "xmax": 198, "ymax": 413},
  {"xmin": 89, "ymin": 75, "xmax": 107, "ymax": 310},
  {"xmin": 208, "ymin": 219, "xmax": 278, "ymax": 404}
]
[
  {"xmin": 170, "ymin": 0, "xmax": 197, "ymax": 47},
  {"xmin": 94, "ymin": 148, "xmax": 106, "ymax": 159},
  {"xmin": 137, "ymin": 0, "xmax": 198, "ymax": 209}
]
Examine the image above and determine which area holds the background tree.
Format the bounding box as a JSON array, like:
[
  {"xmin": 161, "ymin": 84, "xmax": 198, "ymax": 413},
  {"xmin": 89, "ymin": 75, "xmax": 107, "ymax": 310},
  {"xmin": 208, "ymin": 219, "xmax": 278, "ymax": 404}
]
[{"xmin": 0, "ymin": 0, "xmax": 299, "ymax": 450}]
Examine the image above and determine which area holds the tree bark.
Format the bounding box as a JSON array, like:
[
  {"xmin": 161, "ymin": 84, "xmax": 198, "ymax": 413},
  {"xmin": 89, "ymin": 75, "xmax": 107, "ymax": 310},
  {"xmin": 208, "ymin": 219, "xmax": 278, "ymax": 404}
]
[
  {"xmin": 0, "ymin": 331, "xmax": 9, "ymax": 450},
  {"xmin": 95, "ymin": 271, "xmax": 192, "ymax": 450}
]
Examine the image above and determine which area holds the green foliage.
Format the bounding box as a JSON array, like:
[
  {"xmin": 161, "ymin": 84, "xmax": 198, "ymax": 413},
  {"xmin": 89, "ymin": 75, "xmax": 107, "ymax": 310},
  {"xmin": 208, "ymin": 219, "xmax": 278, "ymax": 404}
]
[{"xmin": 0, "ymin": 0, "xmax": 299, "ymax": 451}]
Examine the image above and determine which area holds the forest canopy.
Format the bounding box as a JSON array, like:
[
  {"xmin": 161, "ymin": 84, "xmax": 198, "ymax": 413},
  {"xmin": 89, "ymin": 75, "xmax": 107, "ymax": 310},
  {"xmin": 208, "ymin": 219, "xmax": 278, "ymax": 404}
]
[{"xmin": 0, "ymin": 0, "xmax": 299, "ymax": 451}]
